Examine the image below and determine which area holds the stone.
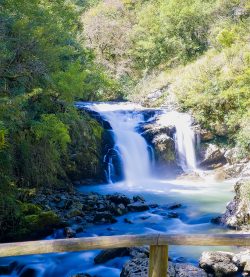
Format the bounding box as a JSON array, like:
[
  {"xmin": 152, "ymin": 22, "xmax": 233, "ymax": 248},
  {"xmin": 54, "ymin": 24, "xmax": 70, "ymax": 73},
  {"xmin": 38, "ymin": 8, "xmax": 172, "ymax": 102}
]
[
  {"xmin": 199, "ymin": 144, "xmax": 227, "ymax": 169},
  {"xmin": 127, "ymin": 202, "xmax": 149, "ymax": 212},
  {"xmin": 94, "ymin": 248, "xmax": 130, "ymax": 264},
  {"xmin": 124, "ymin": 218, "xmax": 133, "ymax": 224},
  {"xmin": 121, "ymin": 257, "xmax": 208, "ymax": 277},
  {"xmin": 199, "ymin": 251, "xmax": 238, "ymax": 276},
  {"xmin": 64, "ymin": 227, "xmax": 76, "ymax": 238},
  {"xmin": 106, "ymin": 194, "xmax": 131, "ymax": 205},
  {"xmin": 66, "ymin": 208, "xmax": 82, "ymax": 218},
  {"xmin": 233, "ymin": 250, "xmax": 250, "ymax": 269},
  {"xmin": 133, "ymin": 195, "xmax": 145, "ymax": 203},
  {"xmin": 224, "ymin": 147, "xmax": 242, "ymax": 164},
  {"xmin": 140, "ymin": 121, "xmax": 178, "ymax": 170},
  {"xmin": 120, "ymin": 257, "xmax": 149, "ymax": 277},
  {"xmin": 129, "ymin": 247, "xmax": 149, "ymax": 259},
  {"xmin": 113, "ymin": 203, "xmax": 127, "ymax": 216},
  {"xmin": 167, "ymin": 212, "xmax": 179, "ymax": 218},
  {"xmin": 175, "ymin": 263, "xmax": 208, "ymax": 277},
  {"xmin": 93, "ymin": 212, "xmax": 117, "ymax": 224},
  {"xmin": 152, "ymin": 134, "xmax": 176, "ymax": 164},
  {"xmin": 220, "ymin": 179, "xmax": 250, "ymax": 229},
  {"xmin": 244, "ymin": 260, "xmax": 250, "ymax": 273},
  {"xmin": 167, "ymin": 203, "xmax": 182, "ymax": 210}
]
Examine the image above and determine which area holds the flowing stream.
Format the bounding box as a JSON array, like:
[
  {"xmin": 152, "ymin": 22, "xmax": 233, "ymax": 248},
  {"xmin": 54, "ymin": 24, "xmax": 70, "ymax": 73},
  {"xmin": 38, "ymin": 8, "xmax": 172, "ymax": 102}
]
[{"xmin": 0, "ymin": 102, "xmax": 236, "ymax": 277}]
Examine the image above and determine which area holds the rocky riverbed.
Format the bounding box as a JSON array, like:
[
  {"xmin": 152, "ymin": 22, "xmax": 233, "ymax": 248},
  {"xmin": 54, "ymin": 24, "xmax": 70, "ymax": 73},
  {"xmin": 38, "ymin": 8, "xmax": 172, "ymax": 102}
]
[{"xmin": 71, "ymin": 247, "xmax": 250, "ymax": 277}]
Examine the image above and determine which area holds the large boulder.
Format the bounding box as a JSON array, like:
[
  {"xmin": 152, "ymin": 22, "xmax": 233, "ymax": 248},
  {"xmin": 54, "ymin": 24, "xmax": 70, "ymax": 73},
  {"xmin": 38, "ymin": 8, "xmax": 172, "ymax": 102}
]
[
  {"xmin": 199, "ymin": 143, "xmax": 227, "ymax": 169},
  {"xmin": 199, "ymin": 251, "xmax": 238, "ymax": 276},
  {"xmin": 94, "ymin": 248, "xmax": 130, "ymax": 264},
  {"xmin": 220, "ymin": 179, "xmax": 250, "ymax": 229},
  {"xmin": 152, "ymin": 134, "xmax": 176, "ymax": 164},
  {"xmin": 121, "ymin": 257, "xmax": 208, "ymax": 277},
  {"xmin": 140, "ymin": 120, "xmax": 180, "ymax": 176}
]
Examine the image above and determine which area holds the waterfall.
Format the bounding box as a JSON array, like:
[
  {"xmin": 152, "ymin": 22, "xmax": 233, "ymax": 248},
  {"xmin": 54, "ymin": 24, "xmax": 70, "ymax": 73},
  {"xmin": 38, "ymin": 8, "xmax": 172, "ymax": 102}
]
[
  {"xmin": 157, "ymin": 111, "xmax": 197, "ymax": 172},
  {"xmin": 83, "ymin": 102, "xmax": 152, "ymax": 184}
]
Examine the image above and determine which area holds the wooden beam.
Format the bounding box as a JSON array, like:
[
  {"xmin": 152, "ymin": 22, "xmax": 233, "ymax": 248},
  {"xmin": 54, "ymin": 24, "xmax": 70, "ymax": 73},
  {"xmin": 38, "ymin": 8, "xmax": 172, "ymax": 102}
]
[
  {"xmin": 158, "ymin": 234, "xmax": 250, "ymax": 246},
  {"xmin": 1, "ymin": 234, "xmax": 250, "ymax": 258},
  {"xmin": 0, "ymin": 234, "xmax": 159, "ymax": 257},
  {"xmin": 149, "ymin": 245, "xmax": 168, "ymax": 277}
]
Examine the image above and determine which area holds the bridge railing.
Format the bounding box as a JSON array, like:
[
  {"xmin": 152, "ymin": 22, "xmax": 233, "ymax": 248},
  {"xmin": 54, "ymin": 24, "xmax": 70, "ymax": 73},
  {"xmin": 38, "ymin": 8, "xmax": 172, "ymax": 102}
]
[{"xmin": 1, "ymin": 234, "xmax": 250, "ymax": 277}]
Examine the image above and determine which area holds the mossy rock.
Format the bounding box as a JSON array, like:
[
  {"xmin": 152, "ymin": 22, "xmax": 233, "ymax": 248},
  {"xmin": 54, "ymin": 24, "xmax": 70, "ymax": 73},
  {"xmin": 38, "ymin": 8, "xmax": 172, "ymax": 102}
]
[{"xmin": 24, "ymin": 211, "xmax": 62, "ymax": 231}]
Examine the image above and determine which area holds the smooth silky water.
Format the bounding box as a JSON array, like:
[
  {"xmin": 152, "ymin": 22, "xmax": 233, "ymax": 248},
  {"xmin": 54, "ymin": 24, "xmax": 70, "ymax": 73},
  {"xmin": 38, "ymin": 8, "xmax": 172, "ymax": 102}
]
[{"xmin": 0, "ymin": 103, "xmax": 238, "ymax": 277}]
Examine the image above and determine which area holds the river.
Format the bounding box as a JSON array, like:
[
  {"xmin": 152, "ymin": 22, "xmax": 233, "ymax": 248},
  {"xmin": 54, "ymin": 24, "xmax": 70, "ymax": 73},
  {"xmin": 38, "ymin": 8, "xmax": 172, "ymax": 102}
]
[{"xmin": 0, "ymin": 102, "xmax": 236, "ymax": 277}]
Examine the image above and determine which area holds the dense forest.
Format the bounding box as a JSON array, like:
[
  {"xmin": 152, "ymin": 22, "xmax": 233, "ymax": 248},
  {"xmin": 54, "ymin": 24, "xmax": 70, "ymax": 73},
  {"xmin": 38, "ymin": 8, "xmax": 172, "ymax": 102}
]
[{"xmin": 0, "ymin": 0, "xmax": 249, "ymax": 243}]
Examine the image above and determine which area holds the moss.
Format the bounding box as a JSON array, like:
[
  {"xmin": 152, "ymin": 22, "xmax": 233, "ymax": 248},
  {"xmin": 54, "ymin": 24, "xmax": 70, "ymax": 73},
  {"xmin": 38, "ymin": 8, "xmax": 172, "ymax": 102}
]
[
  {"xmin": 24, "ymin": 211, "xmax": 62, "ymax": 231},
  {"xmin": 21, "ymin": 203, "xmax": 42, "ymax": 215}
]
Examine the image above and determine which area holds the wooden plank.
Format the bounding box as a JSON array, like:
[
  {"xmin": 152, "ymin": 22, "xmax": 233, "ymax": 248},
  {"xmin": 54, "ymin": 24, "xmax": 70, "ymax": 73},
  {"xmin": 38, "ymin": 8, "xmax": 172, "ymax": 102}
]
[
  {"xmin": 158, "ymin": 234, "xmax": 250, "ymax": 246},
  {"xmin": 0, "ymin": 234, "xmax": 159, "ymax": 257},
  {"xmin": 1, "ymin": 234, "xmax": 250, "ymax": 257},
  {"xmin": 149, "ymin": 245, "xmax": 168, "ymax": 277}
]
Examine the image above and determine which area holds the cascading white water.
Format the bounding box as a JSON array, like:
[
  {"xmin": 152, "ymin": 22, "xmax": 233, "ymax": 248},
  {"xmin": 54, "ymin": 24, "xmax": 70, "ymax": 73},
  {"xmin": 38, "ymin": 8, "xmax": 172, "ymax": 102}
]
[
  {"xmin": 157, "ymin": 111, "xmax": 197, "ymax": 171},
  {"xmin": 84, "ymin": 102, "xmax": 151, "ymax": 184}
]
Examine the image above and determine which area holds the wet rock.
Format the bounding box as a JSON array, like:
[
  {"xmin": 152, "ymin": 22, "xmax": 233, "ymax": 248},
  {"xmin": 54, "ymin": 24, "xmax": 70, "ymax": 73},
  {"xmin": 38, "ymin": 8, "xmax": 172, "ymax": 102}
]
[
  {"xmin": 0, "ymin": 262, "xmax": 17, "ymax": 275},
  {"xmin": 121, "ymin": 257, "xmax": 208, "ymax": 277},
  {"xmin": 64, "ymin": 227, "xmax": 76, "ymax": 238},
  {"xmin": 175, "ymin": 263, "xmax": 208, "ymax": 277},
  {"xmin": 113, "ymin": 203, "xmax": 128, "ymax": 216},
  {"xmin": 167, "ymin": 203, "xmax": 182, "ymax": 210},
  {"xmin": 66, "ymin": 208, "xmax": 83, "ymax": 218},
  {"xmin": 94, "ymin": 248, "xmax": 130, "ymax": 264},
  {"xmin": 152, "ymin": 134, "xmax": 176, "ymax": 164},
  {"xmin": 233, "ymin": 250, "xmax": 250, "ymax": 270},
  {"xmin": 210, "ymin": 216, "xmax": 221, "ymax": 224},
  {"xmin": 124, "ymin": 218, "xmax": 133, "ymax": 224},
  {"xmin": 199, "ymin": 251, "xmax": 238, "ymax": 276},
  {"xmin": 127, "ymin": 202, "xmax": 149, "ymax": 212},
  {"xmin": 167, "ymin": 212, "xmax": 179, "ymax": 218},
  {"xmin": 244, "ymin": 260, "xmax": 250, "ymax": 274},
  {"xmin": 140, "ymin": 121, "xmax": 178, "ymax": 170},
  {"xmin": 120, "ymin": 257, "xmax": 149, "ymax": 277},
  {"xmin": 107, "ymin": 194, "xmax": 131, "ymax": 205},
  {"xmin": 133, "ymin": 195, "xmax": 145, "ymax": 203},
  {"xmin": 220, "ymin": 179, "xmax": 250, "ymax": 229},
  {"xmin": 199, "ymin": 144, "xmax": 227, "ymax": 169},
  {"xmin": 129, "ymin": 247, "xmax": 149, "ymax": 259},
  {"xmin": 94, "ymin": 212, "xmax": 117, "ymax": 224},
  {"xmin": 20, "ymin": 268, "xmax": 37, "ymax": 277}
]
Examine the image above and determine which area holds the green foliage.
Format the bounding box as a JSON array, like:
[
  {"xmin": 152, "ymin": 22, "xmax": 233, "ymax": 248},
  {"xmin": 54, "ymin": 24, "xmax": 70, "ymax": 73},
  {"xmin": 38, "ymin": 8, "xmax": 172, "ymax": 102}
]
[
  {"xmin": 217, "ymin": 28, "xmax": 236, "ymax": 47},
  {"xmin": 32, "ymin": 114, "xmax": 71, "ymax": 152},
  {"xmin": 0, "ymin": 195, "xmax": 22, "ymax": 242},
  {"xmin": 23, "ymin": 211, "xmax": 61, "ymax": 233},
  {"xmin": 0, "ymin": 0, "xmax": 114, "ymax": 240}
]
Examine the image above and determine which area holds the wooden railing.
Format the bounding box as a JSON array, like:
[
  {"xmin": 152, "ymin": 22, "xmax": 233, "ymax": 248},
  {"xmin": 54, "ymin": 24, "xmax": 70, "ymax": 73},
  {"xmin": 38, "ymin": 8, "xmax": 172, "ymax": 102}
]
[{"xmin": 1, "ymin": 234, "xmax": 250, "ymax": 277}]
